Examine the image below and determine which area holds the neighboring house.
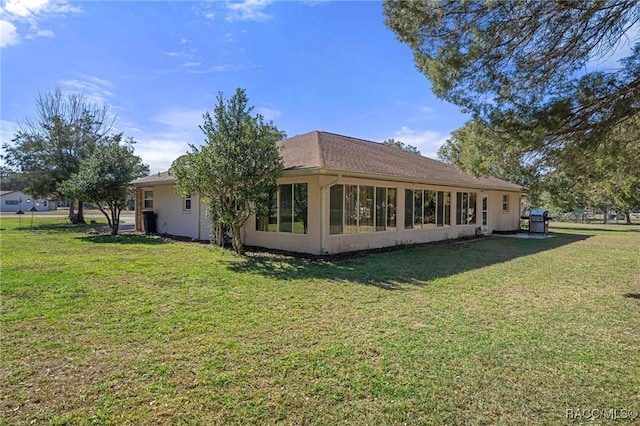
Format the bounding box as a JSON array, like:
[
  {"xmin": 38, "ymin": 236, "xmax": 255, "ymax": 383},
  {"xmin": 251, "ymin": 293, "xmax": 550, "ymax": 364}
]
[
  {"xmin": 0, "ymin": 191, "xmax": 57, "ymax": 213},
  {"xmin": 132, "ymin": 131, "xmax": 523, "ymax": 255}
]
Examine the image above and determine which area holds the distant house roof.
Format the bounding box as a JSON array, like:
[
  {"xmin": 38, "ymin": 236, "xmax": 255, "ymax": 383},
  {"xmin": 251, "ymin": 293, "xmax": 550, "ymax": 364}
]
[
  {"xmin": 0, "ymin": 190, "xmax": 18, "ymax": 196},
  {"xmin": 132, "ymin": 131, "xmax": 523, "ymax": 192}
]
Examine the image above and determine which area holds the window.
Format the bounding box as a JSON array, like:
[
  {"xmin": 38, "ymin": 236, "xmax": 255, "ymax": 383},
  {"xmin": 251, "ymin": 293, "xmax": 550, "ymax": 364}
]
[
  {"xmin": 456, "ymin": 191, "xmax": 477, "ymax": 225},
  {"xmin": 405, "ymin": 189, "xmax": 444, "ymax": 229},
  {"xmin": 143, "ymin": 190, "xmax": 153, "ymax": 209},
  {"xmin": 437, "ymin": 191, "xmax": 451, "ymax": 226},
  {"xmin": 330, "ymin": 184, "xmax": 397, "ymax": 234},
  {"xmin": 183, "ymin": 195, "xmax": 192, "ymax": 212},
  {"xmin": 5, "ymin": 200, "xmax": 19, "ymax": 205},
  {"xmin": 502, "ymin": 194, "xmax": 509, "ymax": 212},
  {"xmin": 375, "ymin": 187, "xmax": 397, "ymax": 232},
  {"xmin": 256, "ymin": 183, "xmax": 308, "ymax": 234}
]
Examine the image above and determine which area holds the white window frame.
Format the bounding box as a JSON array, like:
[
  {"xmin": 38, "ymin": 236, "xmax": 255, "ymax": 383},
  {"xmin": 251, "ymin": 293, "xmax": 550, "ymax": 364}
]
[
  {"xmin": 182, "ymin": 195, "xmax": 192, "ymax": 213},
  {"xmin": 143, "ymin": 190, "xmax": 154, "ymax": 209}
]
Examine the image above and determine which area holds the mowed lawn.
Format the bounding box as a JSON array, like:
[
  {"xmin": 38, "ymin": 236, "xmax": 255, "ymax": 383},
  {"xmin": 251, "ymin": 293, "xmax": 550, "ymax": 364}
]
[{"xmin": 1, "ymin": 218, "xmax": 639, "ymax": 425}]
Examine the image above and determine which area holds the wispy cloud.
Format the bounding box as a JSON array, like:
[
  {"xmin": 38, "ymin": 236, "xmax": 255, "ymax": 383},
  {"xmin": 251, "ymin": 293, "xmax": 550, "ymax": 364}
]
[
  {"xmin": 256, "ymin": 107, "xmax": 281, "ymax": 120},
  {"xmin": 0, "ymin": 20, "xmax": 18, "ymax": 47},
  {"xmin": 226, "ymin": 0, "xmax": 273, "ymax": 22},
  {"xmin": 0, "ymin": 0, "xmax": 81, "ymax": 48},
  {"xmin": 390, "ymin": 126, "xmax": 449, "ymax": 160},
  {"xmin": 58, "ymin": 76, "xmax": 114, "ymax": 105}
]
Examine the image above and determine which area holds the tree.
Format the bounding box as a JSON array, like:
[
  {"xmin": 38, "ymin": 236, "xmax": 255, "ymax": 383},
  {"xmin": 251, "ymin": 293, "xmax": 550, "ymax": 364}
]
[
  {"xmin": 0, "ymin": 166, "xmax": 32, "ymax": 192},
  {"xmin": 59, "ymin": 135, "xmax": 149, "ymax": 235},
  {"xmin": 382, "ymin": 138, "xmax": 420, "ymax": 154},
  {"xmin": 171, "ymin": 88, "xmax": 285, "ymax": 255},
  {"xmin": 1, "ymin": 89, "xmax": 114, "ymax": 223},
  {"xmin": 384, "ymin": 1, "xmax": 640, "ymax": 161},
  {"xmin": 437, "ymin": 118, "xmax": 544, "ymax": 204}
]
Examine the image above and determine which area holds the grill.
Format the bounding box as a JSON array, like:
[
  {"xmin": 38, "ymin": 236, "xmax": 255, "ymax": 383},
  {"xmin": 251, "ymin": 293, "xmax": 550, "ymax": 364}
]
[{"xmin": 522, "ymin": 209, "xmax": 551, "ymax": 234}]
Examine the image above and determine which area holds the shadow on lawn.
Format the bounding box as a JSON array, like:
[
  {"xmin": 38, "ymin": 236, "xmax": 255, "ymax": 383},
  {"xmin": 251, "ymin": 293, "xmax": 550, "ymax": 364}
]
[
  {"xmin": 78, "ymin": 234, "xmax": 168, "ymax": 245},
  {"xmin": 228, "ymin": 233, "xmax": 591, "ymax": 290}
]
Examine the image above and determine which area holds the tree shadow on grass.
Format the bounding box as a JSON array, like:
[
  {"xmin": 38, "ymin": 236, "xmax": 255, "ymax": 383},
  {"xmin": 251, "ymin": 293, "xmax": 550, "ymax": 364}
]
[
  {"xmin": 227, "ymin": 233, "xmax": 591, "ymax": 290},
  {"xmin": 551, "ymin": 224, "xmax": 640, "ymax": 233},
  {"xmin": 78, "ymin": 234, "xmax": 168, "ymax": 245}
]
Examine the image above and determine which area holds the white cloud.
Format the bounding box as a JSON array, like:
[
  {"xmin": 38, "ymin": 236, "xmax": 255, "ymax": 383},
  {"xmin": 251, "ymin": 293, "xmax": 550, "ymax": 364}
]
[
  {"xmin": 0, "ymin": 119, "xmax": 19, "ymax": 146},
  {"xmin": 25, "ymin": 27, "xmax": 53, "ymax": 39},
  {"xmin": 256, "ymin": 107, "xmax": 281, "ymax": 120},
  {"xmin": 0, "ymin": 20, "xmax": 18, "ymax": 47},
  {"xmin": 1, "ymin": 0, "xmax": 80, "ymax": 48},
  {"xmin": 58, "ymin": 76, "xmax": 114, "ymax": 105},
  {"xmin": 226, "ymin": 0, "xmax": 272, "ymax": 22},
  {"xmin": 134, "ymin": 138, "xmax": 191, "ymax": 173},
  {"xmin": 151, "ymin": 108, "xmax": 205, "ymax": 131},
  {"xmin": 390, "ymin": 126, "xmax": 449, "ymax": 160}
]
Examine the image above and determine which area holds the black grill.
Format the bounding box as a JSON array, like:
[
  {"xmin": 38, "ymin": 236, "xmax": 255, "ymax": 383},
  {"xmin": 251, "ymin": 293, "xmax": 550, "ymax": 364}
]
[{"xmin": 522, "ymin": 209, "xmax": 551, "ymax": 234}]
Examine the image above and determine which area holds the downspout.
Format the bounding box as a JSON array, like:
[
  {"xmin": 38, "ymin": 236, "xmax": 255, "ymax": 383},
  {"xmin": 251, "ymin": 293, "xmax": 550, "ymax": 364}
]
[{"xmin": 320, "ymin": 174, "xmax": 342, "ymax": 255}]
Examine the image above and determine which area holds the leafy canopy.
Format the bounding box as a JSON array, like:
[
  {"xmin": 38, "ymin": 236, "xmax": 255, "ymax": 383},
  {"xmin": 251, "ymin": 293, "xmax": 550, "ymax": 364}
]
[
  {"xmin": 384, "ymin": 1, "xmax": 640, "ymax": 153},
  {"xmin": 382, "ymin": 138, "xmax": 420, "ymax": 154},
  {"xmin": 60, "ymin": 134, "xmax": 149, "ymax": 235},
  {"xmin": 171, "ymin": 88, "xmax": 285, "ymax": 254}
]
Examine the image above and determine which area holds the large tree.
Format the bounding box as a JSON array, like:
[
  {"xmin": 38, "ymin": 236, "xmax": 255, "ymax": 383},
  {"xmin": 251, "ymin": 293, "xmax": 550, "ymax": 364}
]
[
  {"xmin": 171, "ymin": 88, "xmax": 285, "ymax": 255},
  {"xmin": 1, "ymin": 89, "xmax": 113, "ymax": 223},
  {"xmin": 384, "ymin": 1, "xmax": 640, "ymax": 162},
  {"xmin": 59, "ymin": 134, "xmax": 149, "ymax": 235}
]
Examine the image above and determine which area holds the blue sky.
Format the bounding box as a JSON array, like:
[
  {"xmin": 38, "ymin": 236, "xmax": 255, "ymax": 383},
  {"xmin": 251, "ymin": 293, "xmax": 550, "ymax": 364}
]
[
  {"xmin": 1, "ymin": 0, "xmax": 469, "ymax": 173},
  {"xmin": 2, "ymin": 1, "xmax": 633, "ymax": 174}
]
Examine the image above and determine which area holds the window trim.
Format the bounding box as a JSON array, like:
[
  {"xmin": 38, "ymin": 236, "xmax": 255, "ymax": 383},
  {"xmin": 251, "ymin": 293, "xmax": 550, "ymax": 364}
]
[
  {"xmin": 182, "ymin": 195, "xmax": 192, "ymax": 213},
  {"xmin": 502, "ymin": 194, "xmax": 509, "ymax": 212},
  {"xmin": 143, "ymin": 190, "xmax": 154, "ymax": 210},
  {"xmin": 330, "ymin": 184, "xmax": 397, "ymax": 235},
  {"xmin": 256, "ymin": 182, "xmax": 308, "ymax": 234}
]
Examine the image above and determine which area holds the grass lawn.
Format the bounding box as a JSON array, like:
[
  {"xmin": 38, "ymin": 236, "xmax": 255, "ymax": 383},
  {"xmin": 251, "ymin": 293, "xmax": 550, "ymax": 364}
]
[{"xmin": 1, "ymin": 218, "xmax": 639, "ymax": 425}]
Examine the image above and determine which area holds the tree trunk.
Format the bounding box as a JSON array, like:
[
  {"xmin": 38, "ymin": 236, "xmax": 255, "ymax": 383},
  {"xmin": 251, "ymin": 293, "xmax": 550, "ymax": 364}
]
[
  {"xmin": 69, "ymin": 200, "xmax": 76, "ymax": 222},
  {"xmin": 76, "ymin": 201, "xmax": 86, "ymax": 224},
  {"xmin": 231, "ymin": 224, "xmax": 244, "ymax": 255},
  {"xmin": 625, "ymin": 211, "xmax": 632, "ymax": 225},
  {"xmin": 603, "ymin": 209, "xmax": 608, "ymax": 224}
]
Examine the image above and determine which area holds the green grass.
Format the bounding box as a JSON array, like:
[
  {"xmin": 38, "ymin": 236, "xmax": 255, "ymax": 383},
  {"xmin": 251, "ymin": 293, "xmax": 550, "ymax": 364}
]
[{"xmin": 1, "ymin": 218, "xmax": 639, "ymax": 425}]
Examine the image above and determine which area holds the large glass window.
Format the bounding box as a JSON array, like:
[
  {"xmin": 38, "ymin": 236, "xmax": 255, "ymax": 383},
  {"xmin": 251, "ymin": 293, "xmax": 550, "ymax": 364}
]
[
  {"xmin": 293, "ymin": 183, "xmax": 308, "ymax": 234},
  {"xmin": 456, "ymin": 191, "xmax": 477, "ymax": 225},
  {"xmin": 423, "ymin": 190, "xmax": 436, "ymax": 228},
  {"xmin": 331, "ymin": 184, "xmax": 397, "ymax": 234},
  {"xmin": 404, "ymin": 189, "xmax": 413, "ymax": 230},
  {"xmin": 329, "ymin": 185, "xmax": 343, "ymax": 235},
  {"xmin": 256, "ymin": 183, "xmax": 308, "ymax": 234},
  {"xmin": 437, "ymin": 191, "xmax": 451, "ymax": 227}
]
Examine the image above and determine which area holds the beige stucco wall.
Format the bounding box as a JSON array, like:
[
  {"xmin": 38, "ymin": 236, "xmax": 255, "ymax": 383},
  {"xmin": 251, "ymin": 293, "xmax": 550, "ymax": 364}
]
[
  {"xmin": 137, "ymin": 173, "xmax": 522, "ymax": 255},
  {"xmin": 247, "ymin": 174, "xmax": 522, "ymax": 255},
  {"xmin": 137, "ymin": 184, "xmax": 210, "ymax": 240}
]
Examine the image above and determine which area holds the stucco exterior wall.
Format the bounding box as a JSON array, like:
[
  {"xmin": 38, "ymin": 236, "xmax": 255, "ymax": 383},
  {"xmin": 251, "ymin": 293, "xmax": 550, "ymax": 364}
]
[
  {"xmin": 246, "ymin": 174, "xmax": 523, "ymax": 255},
  {"xmin": 136, "ymin": 174, "xmax": 522, "ymax": 255},
  {"xmin": 136, "ymin": 184, "xmax": 210, "ymax": 239}
]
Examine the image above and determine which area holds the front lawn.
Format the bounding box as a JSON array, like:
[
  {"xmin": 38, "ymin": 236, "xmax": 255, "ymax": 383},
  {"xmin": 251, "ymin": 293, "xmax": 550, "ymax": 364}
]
[{"xmin": 1, "ymin": 219, "xmax": 639, "ymax": 424}]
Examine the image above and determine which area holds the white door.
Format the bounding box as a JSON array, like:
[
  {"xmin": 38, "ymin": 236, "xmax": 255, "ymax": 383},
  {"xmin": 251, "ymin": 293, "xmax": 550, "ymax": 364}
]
[{"xmin": 481, "ymin": 195, "xmax": 489, "ymax": 234}]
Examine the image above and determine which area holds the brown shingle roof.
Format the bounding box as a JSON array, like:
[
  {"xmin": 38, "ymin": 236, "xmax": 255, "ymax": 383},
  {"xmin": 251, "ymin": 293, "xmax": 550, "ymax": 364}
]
[
  {"xmin": 133, "ymin": 130, "xmax": 523, "ymax": 192},
  {"xmin": 279, "ymin": 131, "xmax": 522, "ymax": 191}
]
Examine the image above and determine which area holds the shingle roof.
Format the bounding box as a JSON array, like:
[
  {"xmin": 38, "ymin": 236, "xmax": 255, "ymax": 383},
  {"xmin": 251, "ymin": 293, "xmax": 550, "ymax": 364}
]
[
  {"xmin": 279, "ymin": 131, "xmax": 523, "ymax": 191},
  {"xmin": 133, "ymin": 130, "xmax": 523, "ymax": 191}
]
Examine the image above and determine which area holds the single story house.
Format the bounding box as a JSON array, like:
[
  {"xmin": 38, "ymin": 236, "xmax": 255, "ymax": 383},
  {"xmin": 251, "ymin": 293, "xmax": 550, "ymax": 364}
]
[
  {"xmin": 132, "ymin": 131, "xmax": 523, "ymax": 255},
  {"xmin": 0, "ymin": 191, "xmax": 57, "ymax": 213}
]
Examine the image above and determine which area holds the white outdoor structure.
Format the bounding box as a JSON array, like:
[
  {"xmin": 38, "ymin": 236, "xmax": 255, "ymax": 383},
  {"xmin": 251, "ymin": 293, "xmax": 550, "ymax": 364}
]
[{"xmin": 0, "ymin": 191, "xmax": 57, "ymax": 213}]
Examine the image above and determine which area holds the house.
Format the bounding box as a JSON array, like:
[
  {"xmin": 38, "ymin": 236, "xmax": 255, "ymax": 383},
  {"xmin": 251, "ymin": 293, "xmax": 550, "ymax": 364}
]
[
  {"xmin": 0, "ymin": 191, "xmax": 57, "ymax": 213},
  {"xmin": 132, "ymin": 131, "xmax": 523, "ymax": 255}
]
